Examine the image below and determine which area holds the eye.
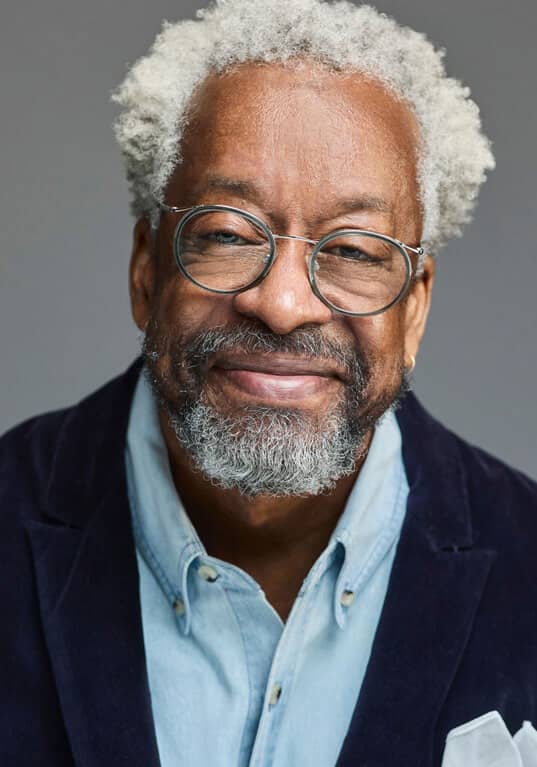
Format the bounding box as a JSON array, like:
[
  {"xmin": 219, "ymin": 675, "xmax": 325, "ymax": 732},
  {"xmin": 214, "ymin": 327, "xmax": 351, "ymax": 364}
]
[
  {"xmin": 329, "ymin": 246, "xmax": 383, "ymax": 265},
  {"xmin": 205, "ymin": 230, "xmax": 248, "ymax": 245}
]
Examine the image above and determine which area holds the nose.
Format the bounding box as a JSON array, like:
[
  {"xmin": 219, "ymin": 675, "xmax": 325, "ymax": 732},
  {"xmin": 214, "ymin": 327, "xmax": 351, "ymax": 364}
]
[{"xmin": 232, "ymin": 237, "xmax": 333, "ymax": 334}]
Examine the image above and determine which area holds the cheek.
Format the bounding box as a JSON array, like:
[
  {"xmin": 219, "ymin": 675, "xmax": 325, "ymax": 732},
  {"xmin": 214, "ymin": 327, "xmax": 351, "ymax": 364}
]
[
  {"xmin": 151, "ymin": 266, "xmax": 237, "ymax": 340},
  {"xmin": 153, "ymin": 220, "xmax": 247, "ymax": 334},
  {"xmin": 145, "ymin": 275, "xmax": 239, "ymax": 397},
  {"xmin": 347, "ymin": 309, "xmax": 406, "ymax": 379}
]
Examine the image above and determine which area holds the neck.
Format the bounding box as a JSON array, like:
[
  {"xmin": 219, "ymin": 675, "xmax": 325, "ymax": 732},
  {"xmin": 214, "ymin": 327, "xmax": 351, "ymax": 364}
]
[{"xmin": 158, "ymin": 406, "xmax": 373, "ymax": 619}]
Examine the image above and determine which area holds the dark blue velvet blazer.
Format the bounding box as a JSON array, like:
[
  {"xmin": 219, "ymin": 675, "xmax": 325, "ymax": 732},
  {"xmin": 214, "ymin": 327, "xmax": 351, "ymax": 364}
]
[{"xmin": 1, "ymin": 356, "xmax": 537, "ymax": 766}]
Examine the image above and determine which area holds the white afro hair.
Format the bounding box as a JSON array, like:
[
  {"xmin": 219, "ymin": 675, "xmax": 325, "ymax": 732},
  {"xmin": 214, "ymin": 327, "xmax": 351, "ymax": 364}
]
[{"xmin": 112, "ymin": 0, "xmax": 495, "ymax": 263}]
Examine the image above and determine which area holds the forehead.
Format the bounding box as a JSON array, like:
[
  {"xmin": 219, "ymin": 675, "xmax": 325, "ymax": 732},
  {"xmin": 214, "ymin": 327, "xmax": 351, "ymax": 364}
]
[{"xmin": 173, "ymin": 60, "xmax": 421, "ymax": 229}]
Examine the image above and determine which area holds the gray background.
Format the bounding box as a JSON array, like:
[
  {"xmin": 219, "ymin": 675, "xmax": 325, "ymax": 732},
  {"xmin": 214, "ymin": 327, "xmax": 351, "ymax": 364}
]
[{"xmin": 1, "ymin": 0, "xmax": 535, "ymax": 479}]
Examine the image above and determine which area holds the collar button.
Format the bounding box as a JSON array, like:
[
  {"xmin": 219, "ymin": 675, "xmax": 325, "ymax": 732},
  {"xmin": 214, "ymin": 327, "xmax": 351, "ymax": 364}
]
[
  {"xmin": 340, "ymin": 589, "xmax": 355, "ymax": 607},
  {"xmin": 198, "ymin": 563, "xmax": 220, "ymax": 582}
]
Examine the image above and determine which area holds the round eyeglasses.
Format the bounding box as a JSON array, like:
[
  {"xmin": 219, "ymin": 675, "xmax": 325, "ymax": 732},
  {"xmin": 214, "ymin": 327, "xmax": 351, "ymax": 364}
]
[{"xmin": 155, "ymin": 200, "xmax": 424, "ymax": 317}]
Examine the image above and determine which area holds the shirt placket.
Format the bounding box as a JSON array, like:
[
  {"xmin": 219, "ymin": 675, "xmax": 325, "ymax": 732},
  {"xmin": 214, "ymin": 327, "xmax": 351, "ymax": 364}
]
[{"xmin": 248, "ymin": 545, "xmax": 337, "ymax": 767}]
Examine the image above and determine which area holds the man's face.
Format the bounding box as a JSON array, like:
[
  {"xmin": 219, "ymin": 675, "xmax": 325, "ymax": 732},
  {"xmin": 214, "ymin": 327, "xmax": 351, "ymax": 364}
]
[{"xmin": 130, "ymin": 61, "xmax": 434, "ymax": 496}]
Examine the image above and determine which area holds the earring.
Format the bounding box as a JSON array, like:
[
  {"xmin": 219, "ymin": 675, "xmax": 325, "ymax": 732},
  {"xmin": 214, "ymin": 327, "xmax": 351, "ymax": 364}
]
[{"xmin": 405, "ymin": 354, "xmax": 416, "ymax": 374}]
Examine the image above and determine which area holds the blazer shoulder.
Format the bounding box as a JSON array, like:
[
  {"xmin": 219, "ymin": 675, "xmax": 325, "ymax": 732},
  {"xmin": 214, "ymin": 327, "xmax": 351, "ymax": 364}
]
[
  {"xmin": 0, "ymin": 405, "xmax": 75, "ymax": 521},
  {"xmin": 0, "ymin": 357, "xmax": 143, "ymax": 525},
  {"xmin": 399, "ymin": 392, "xmax": 537, "ymax": 504},
  {"xmin": 453, "ymin": 431, "xmax": 537, "ymax": 551},
  {"xmin": 398, "ymin": 393, "xmax": 537, "ymax": 549},
  {"xmin": 455, "ymin": 431, "xmax": 537, "ymax": 503},
  {"xmin": 428, "ymin": 408, "xmax": 537, "ymax": 548}
]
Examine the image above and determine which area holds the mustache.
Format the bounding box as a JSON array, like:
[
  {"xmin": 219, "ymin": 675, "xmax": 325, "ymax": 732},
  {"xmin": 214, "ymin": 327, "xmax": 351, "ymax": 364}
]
[{"xmin": 174, "ymin": 322, "xmax": 369, "ymax": 384}]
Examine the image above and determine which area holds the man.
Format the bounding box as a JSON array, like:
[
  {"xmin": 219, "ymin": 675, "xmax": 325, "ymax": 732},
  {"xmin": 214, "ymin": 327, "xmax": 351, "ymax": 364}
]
[{"xmin": 2, "ymin": 1, "xmax": 536, "ymax": 765}]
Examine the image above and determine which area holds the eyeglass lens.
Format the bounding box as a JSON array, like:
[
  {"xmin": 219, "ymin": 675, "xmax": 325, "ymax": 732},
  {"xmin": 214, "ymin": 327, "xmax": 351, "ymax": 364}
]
[
  {"xmin": 177, "ymin": 209, "xmax": 269, "ymax": 292},
  {"xmin": 175, "ymin": 209, "xmax": 409, "ymax": 314}
]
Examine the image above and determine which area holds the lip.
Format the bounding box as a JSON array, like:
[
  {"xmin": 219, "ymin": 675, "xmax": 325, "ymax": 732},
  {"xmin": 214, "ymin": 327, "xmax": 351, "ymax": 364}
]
[
  {"xmin": 209, "ymin": 353, "xmax": 346, "ymax": 402},
  {"xmin": 210, "ymin": 353, "xmax": 348, "ymax": 380}
]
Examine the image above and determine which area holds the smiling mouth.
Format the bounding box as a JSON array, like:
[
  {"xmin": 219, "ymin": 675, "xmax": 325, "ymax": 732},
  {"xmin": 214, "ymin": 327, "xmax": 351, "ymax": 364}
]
[{"xmin": 209, "ymin": 354, "xmax": 346, "ymax": 402}]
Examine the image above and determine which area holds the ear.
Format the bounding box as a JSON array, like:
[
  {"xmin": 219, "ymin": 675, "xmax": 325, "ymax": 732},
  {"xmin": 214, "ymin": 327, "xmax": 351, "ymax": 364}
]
[
  {"xmin": 403, "ymin": 255, "xmax": 435, "ymax": 367},
  {"xmin": 129, "ymin": 217, "xmax": 157, "ymax": 332}
]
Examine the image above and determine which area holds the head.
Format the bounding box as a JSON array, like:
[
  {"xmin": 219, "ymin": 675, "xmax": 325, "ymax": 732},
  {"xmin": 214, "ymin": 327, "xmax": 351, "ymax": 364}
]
[{"xmin": 113, "ymin": 0, "xmax": 495, "ymax": 497}]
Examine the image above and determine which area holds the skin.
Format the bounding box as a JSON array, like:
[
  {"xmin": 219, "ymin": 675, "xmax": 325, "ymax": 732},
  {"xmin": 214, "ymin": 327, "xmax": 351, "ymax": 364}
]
[{"xmin": 129, "ymin": 60, "xmax": 435, "ymax": 622}]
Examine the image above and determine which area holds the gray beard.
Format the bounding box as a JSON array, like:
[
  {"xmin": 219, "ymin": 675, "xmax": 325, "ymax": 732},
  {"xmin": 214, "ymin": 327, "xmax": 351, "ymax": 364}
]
[
  {"xmin": 156, "ymin": 383, "xmax": 365, "ymax": 497},
  {"xmin": 141, "ymin": 321, "xmax": 409, "ymax": 497}
]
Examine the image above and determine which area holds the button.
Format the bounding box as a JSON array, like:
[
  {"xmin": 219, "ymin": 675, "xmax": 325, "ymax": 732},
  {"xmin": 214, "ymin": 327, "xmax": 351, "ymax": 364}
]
[
  {"xmin": 268, "ymin": 683, "xmax": 282, "ymax": 706},
  {"xmin": 340, "ymin": 589, "xmax": 355, "ymax": 607},
  {"xmin": 173, "ymin": 598, "xmax": 185, "ymax": 615},
  {"xmin": 198, "ymin": 563, "xmax": 220, "ymax": 582}
]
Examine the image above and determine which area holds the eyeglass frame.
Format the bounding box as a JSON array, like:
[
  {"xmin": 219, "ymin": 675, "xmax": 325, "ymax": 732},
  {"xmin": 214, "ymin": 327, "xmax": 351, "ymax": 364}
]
[{"xmin": 153, "ymin": 197, "xmax": 425, "ymax": 318}]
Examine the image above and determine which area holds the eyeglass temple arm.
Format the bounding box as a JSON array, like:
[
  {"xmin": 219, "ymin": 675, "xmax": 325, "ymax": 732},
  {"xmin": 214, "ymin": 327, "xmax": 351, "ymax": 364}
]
[
  {"xmin": 153, "ymin": 198, "xmax": 192, "ymax": 215},
  {"xmin": 404, "ymin": 244, "xmax": 425, "ymax": 256}
]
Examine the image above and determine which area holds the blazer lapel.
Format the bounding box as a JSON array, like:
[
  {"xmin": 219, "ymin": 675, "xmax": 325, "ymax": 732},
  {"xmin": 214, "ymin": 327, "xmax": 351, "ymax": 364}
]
[
  {"xmin": 26, "ymin": 358, "xmax": 161, "ymax": 767},
  {"xmin": 336, "ymin": 394, "xmax": 496, "ymax": 767}
]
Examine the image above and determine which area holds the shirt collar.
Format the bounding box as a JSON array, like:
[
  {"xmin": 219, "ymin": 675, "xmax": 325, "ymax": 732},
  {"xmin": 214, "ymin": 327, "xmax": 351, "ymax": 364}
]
[{"xmin": 126, "ymin": 367, "xmax": 407, "ymax": 633}]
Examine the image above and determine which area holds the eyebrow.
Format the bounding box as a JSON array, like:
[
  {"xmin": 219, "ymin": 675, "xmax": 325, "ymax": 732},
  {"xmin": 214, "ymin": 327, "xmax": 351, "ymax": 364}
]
[{"xmin": 201, "ymin": 174, "xmax": 392, "ymax": 218}]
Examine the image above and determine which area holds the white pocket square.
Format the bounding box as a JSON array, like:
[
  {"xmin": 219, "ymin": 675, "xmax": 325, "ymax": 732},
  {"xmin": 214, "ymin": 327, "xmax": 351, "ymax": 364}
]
[{"xmin": 441, "ymin": 711, "xmax": 537, "ymax": 767}]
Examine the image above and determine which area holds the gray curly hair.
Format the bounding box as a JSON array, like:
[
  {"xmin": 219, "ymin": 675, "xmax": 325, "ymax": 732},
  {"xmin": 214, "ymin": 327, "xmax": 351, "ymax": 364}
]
[{"xmin": 112, "ymin": 0, "xmax": 495, "ymax": 264}]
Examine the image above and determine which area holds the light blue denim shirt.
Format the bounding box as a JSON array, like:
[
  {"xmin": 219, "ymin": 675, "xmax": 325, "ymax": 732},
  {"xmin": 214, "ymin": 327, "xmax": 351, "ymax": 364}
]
[{"xmin": 125, "ymin": 367, "xmax": 409, "ymax": 767}]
